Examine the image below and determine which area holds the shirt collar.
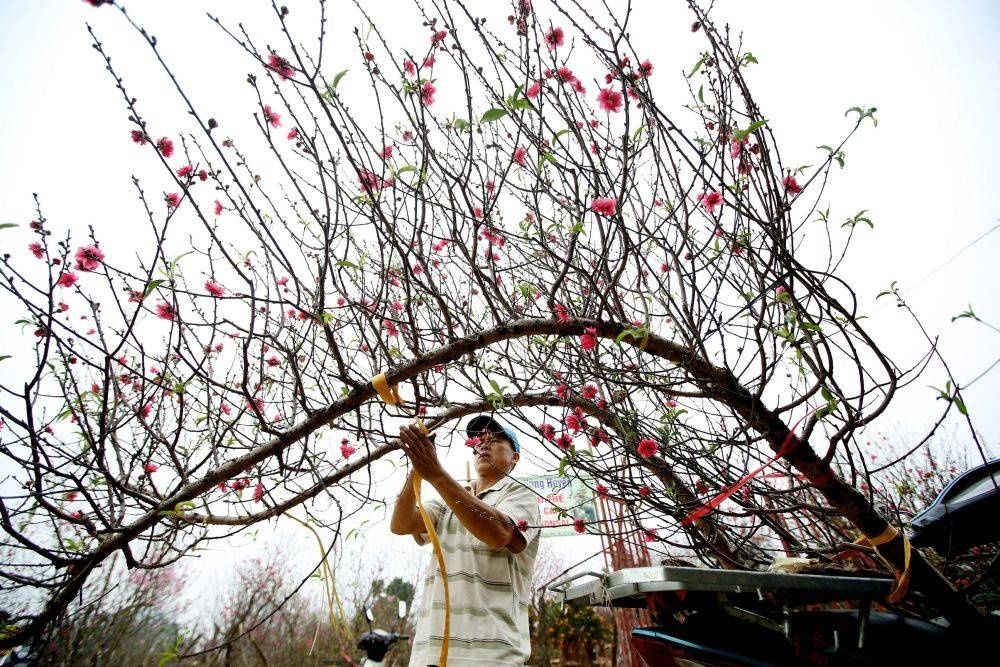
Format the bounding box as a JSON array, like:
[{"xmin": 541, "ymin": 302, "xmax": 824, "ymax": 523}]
[{"xmin": 468, "ymin": 477, "xmax": 515, "ymax": 498}]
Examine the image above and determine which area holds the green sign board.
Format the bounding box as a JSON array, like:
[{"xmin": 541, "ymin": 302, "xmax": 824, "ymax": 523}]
[{"xmin": 518, "ymin": 474, "xmax": 597, "ymax": 537}]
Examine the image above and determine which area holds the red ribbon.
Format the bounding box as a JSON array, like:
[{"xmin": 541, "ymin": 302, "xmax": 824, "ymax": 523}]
[{"xmin": 680, "ymin": 417, "xmax": 806, "ymax": 527}]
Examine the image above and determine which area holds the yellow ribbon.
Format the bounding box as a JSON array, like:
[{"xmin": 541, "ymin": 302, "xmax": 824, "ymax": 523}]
[
  {"xmin": 372, "ymin": 372, "xmax": 450, "ymax": 667},
  {"xmin": 855, "ymin": 524, "xmax": 911, "ymax": 604}
]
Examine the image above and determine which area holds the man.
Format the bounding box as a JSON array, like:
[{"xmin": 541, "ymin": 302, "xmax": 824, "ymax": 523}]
[{"xmin": 390, "ymin": 415, "xmax": 542, "ymax": 666}]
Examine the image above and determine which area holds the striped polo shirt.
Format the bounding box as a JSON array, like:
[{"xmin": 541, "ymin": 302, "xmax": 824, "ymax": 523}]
[{"xmin": 408, "ymin": 477, "xmax": 542, "ymax": 666}]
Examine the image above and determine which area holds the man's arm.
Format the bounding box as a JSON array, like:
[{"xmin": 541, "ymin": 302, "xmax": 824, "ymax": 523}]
[
  {"xmin": 389, "ymin": 470, "xmax": 425, "ymax": 538},
  {"xmin": 430, "ymin": 472, "xmax": 522, "ymax": 552},
  {"xmin": 397, "ymin": 425, "xmax": 520, "ymax": 551}
]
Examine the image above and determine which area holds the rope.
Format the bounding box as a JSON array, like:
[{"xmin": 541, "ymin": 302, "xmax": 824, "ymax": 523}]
[
  {"xmin": 855, "ymin": 524, "xmax": 912, "ymax": 604},
  {"xmin": 372, "ymin": 372, "xmax": 450, "ymax": 667}
]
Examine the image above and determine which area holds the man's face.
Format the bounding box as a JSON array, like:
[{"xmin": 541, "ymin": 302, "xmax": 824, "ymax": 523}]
[{"xmin": 472, "ymin": 430, "xmax": 519, "ymax": 474}]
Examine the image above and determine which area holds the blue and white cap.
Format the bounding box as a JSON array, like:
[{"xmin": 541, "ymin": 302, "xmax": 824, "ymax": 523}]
[{"xmin": 465, "ymin": 415, "xmax": 521, "ymax": 453}]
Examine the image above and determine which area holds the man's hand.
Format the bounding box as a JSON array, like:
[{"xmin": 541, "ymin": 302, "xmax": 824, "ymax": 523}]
[{"xmin": 398, "ymin": 424, "xmax": 445, "ymax": 483}]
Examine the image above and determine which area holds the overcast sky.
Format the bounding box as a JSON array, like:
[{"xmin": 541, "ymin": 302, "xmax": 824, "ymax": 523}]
[{"xmin": 2, "ymin": 0, "xmax": 998, "ymax": 613}]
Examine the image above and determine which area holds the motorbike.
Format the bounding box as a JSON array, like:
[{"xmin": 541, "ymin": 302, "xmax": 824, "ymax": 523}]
[
  {"xmin": 551, "ymin": 459, "xmax": 1000, "ymax": 666},
  {"xmin": 324, "ymin": 601, "xmax": 410, "ymax": 667}
]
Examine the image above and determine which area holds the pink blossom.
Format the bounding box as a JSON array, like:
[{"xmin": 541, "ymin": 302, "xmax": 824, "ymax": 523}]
[
  {"xmin": 138, "ymin": 403, "xmax": 152, "ymax": 421},
  {"xmin": 698, "ymin": 190, "xmax": 724, "ymax": 214},
  {"xmin": 221, "ymin": 403, "xmax": 232, "ymax": 415},
  {"xmin": 155, "ymin": 302, "xmax": 176, "ymax": 321},
  {"xmin": 73, "ymin": 245, "xmax": 104, "ymax": 272},
  {"xmin": 403, "ymin": 59, "xmax": 416, "ymax": 77},
  {"xmin": 198, "ymin": 169, "xmax": 209, "ymax": 181},
  {"xmin": 204, "ymin": 280, "xmax": 225, "ymax": 297},
  {"xmin": 287, "ymin": 127, "xmax": 299, "ymax": 140},
  {"xmin": 639, "ymin": 485, "xmax": 651, "ymax": 498},
  {"xmin": 573, "ymin": 518, "xmax": 586, "ymax": 534},
  {"xmin": 544, "ymin": 26, "xmax": 565, "ymax": 49},
  {"xmin": 565, "ymin": 412, "xmax": 583, "ymax": 432},
  {"xmin": 277, "ymin": 276, "xmax": 289, "ymax": 287},
  {"xmin": 423, "ymin": 55, "xmax": 436, "ymax": 68},
  {"xmin": 57, "ymin": 271, "xmax": 78, "ymax": 288},
  {"xmin": 582, "ymin": 383, "xmax": 598, "ymax": 400},
  {"xmin": 473, "ymin": 206, "xmax": 484, "ymax": 219},
  {"xmin": 420, "ymin": 80, "xmax": 436, "ymax": 106},
  {"xmin": 380, "ymin": 144, "xmax": 394, "ymax": 159},
  {"xmin": 267, "ymin": 53, "xmax": 295, "ymax": 79},
  {"xmin": 579, "ymin": 326, "xmax": 599, "ymax": 351},
  {"xmin": 639, "ymin": 60, "xmax": 654, "ymax": 77},
  {"xmin": 516, "ymin": 519, "xmax": 528, "ymax": 531},
  {"xmin": 540, "ymin": 423, "xmax": 556, "ymax": 442},
  {"xmin": 596, "ymin": 483, "xmax": 609, "ymax": 498},
  {"xmin": 214, "ymin": 200, "xmax": 223, "ymax": 216},
  {"xmin": 591, "ymin": 197, "xmax": 617, "ymax": 217},
  {"xmin": 782, "ymin": 173, "xmax": 803, "ymax": 195},
  {"xmin": 156, "ymin": 137, "xmax": 174, "ymax": 157},
  {"xmin": 665, "ymin": 399, "xmax": 678, "ymax": 408},
  {"xmin": 358, "ymin": 169, "xmax": 382, "ymax": 194},
  {"xmin": 340, "ymin": 441, "xmax": 356, "ymax": 458},
  {"xmin": 589, "ymin": 429, "xmax": 610, "ymax": 447},
  {"xmin": 526, "ymin": 80, "xmax": 541, "ymax": 98},
  {"xmin": 513, "ymin": 146, "xmax": 528, "ymax": 166},
  {"xmin": 166, "ymin": 193, "xmax": 181, "ymax": 209},
  {"xmin": 642, "ymin": 528, "xmax": 657, "ymax": 542},
  {"xmin": 555, "ymin": 433, "xmax": 573, "ymax": 451},
  {"xmin": 263, "ymin": 105, "xmax": 282, "ymax": 128},
  {"xmin": 431, "ymin": 30, "xmax": 448, "ymax": 44},
  {"xmin": 597, "ymin": 88, "xmax": 623, "ymax": 113},
  {"xmin": 553, "ymin": 303, "xmax": 570, "ymax": 323},
  {"xmin": 402, "ymin": 130, "xmax": 414, "ymax": 142},
  {"xmin": 144, "ymin": 462, "xmax": 158, "ymax": 473},
  {"xmin": 176, "ymin": 164, "xmax": 193, "ymax": 178},
  {"xmin": 130, "ymin": 129, "xmax": 147, "ymax": 145},
  {"xmin": 636, "ymin": 438, "xmax": 659, "ymax": 458},
  {"xmin": 253, "ymin": 482, "xmax": 265, "ymax": 503},
  {"xmin": 465, "ymin": 436, "xmax": 481, "ymax": 448},
  {"xmin": 29, "ymin": 243, "xmax": 44, "ymax": 259}
]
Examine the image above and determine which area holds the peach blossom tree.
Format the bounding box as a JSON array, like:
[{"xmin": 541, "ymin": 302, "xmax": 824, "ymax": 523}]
[{"xmin": 0, "ymin": 0, "xmax": 990, "ymax": 650}]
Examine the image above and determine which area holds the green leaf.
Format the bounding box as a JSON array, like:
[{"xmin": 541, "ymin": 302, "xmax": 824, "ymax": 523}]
[
  {"xmin": 143, "ymin": 279, "xmax": 166, "ymax": 298},
  {"xmin": 686, "ymin": 55, "xmax": 708, "ymax": 79},
  {"xmin": 733, "ymin": 120, "xmax": 768, "ymax": 141},
  {"xmin": 395, "ymin": 165, "xmax": 417, "ymax": 176},
  {"xmin": 481, "ymin": 108, "xmax": 508, "ymax": 123},
  {"xmin": 453, "ymin": 118, "xmax": 470, "ymax": 131},
  {"xmin": 0, "ymin": 355, "xmax": 10, "ymax": 363},
  {"xmin": 336, "ymin": 260, "xmax": 359, "ymax": 270},
  {"xmin": 741, "ymin": 52, "xmax": 759, "ymax": 66},
  {"xmin": 955, "ymin": 396, "xmax": 969, "ymax": 416},
  {"xmin": 951, "ymin": 304, "xmax": 978, "ymax": 323},
  {"xmin": 552, "ymin": 128, "xmax": 572, "ymax": 144},
  {"xmin": 697, "ymin": 85, "xmax": 704, "ymax": 104},
  {"xmin": 536, "ymin": 152, "xmax": 556, "ymax": 171},
  {"xmin": 0, "ymin": 223, "xmax": 18, "ymax": 231},
  {"xmin": 332, "ymin": 69, "xmax": 348, "ymax": 89},
  {"xmin": 509, "ymin": 98, "xmax": 534, "ymax": 111}
]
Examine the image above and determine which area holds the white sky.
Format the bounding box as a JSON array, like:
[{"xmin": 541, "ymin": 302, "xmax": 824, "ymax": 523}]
[{"xmin": 1, "ymin": 0, "xmax": 999, "ymax": 619}]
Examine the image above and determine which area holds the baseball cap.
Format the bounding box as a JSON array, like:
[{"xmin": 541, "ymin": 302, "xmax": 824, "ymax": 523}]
[{"xmin": 465, "ymin": 415, "xmax": 521, "ymax": 453}]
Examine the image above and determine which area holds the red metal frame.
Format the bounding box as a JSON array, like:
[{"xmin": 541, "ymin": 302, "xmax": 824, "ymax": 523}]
[{"xmin": 597, "ymin": 495, "xmax": 652, "ymax": 667}]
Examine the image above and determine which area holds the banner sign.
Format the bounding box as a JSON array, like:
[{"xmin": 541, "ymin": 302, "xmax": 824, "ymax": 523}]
[{"xmin": 518, "ymin": 474, "xmax": 597, "ymax": 537}]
